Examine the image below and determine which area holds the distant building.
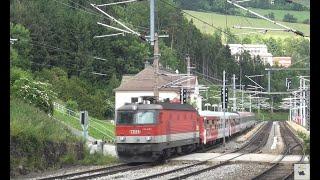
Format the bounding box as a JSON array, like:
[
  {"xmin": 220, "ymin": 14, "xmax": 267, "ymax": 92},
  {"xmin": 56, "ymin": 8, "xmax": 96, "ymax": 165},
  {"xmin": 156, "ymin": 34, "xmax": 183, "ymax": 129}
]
[
  {"xmin": 114, "ymin": 63, "xmax": 202, "ymax": 115},
  {"xmin": 272, "ymin": 57, "xmax": 292, "ymax": 68},
  {"xmin": 227, "ymin": 44, "xmax": 274, "ymax": 66}
]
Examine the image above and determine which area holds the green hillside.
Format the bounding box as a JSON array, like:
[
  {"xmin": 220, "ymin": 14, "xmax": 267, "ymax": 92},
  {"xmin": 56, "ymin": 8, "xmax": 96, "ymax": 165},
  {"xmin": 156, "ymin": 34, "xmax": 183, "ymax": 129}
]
[
  {"xmin": 10, "ymin": 97, "xmax": 117, "ymax": 177},
  {"xmin": 184, "ymin": 10, "xmax": 309, "ymax": 38},
  {"xmin": 248, "ymin": 8, "xmax": 309, "ymax": 23}
]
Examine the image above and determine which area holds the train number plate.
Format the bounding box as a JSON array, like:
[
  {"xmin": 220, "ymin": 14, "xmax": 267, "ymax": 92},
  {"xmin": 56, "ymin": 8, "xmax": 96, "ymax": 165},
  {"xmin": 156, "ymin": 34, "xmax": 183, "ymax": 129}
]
[{"xmin": 129, "ymin": 129, "xmax": 141, "ymax": 134}]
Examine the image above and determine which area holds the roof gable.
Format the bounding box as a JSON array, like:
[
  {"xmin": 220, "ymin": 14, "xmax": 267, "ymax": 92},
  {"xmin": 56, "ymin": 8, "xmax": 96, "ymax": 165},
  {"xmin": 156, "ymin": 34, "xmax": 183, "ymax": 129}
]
[{"xmin": 114, "ymin": 66, "xmax": 197, "ymax": 91}]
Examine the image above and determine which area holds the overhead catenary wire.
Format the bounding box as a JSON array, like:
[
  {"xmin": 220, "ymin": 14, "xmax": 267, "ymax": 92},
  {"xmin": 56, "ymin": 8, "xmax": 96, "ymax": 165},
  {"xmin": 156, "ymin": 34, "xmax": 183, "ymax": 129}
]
[
  {"xmin": 90, "ymin": 3, "xmax": 141, "ymax": 36},
  {"xmin": 53, "ymin": 0, "xmax": 145, "ymax": 35},
  {"xmin": 96, "ymin": 0, "xmax": 140, "ymax": 7},
  {"xmin": 226, "ymin": 0, "xmax": 305, "ymax": 37}
]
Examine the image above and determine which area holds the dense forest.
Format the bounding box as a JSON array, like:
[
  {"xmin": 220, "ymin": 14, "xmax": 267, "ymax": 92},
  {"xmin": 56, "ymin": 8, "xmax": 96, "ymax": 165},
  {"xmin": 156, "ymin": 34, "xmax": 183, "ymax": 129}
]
[{"xmin": 10, "ymin": 0, "xmax": 309, "ymax": 119}]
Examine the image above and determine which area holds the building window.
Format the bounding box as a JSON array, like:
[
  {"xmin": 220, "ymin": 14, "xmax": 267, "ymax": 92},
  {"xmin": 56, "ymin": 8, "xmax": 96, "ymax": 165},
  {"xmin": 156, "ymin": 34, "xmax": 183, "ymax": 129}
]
[{"xmin": 131, "ymin": 97, "xmax": 138, "ymax": 103}]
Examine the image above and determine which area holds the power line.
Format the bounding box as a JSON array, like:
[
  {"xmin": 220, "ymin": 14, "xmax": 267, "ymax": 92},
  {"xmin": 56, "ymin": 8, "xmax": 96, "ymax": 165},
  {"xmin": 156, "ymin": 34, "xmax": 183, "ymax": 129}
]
[
  {"xmin": 53, "ymin": 0, "xmax": 144, "ymax": 34},
  {"xmin": 52, "ymin": 0, "xmax": 103, "ymax": 18},
  {"xmin": 30, "ymin": 61, "xmax": 107, "ymax": 76},
  {"xmin": 15, "ymin": 38, "xmax": 108, "ymax": 62}
]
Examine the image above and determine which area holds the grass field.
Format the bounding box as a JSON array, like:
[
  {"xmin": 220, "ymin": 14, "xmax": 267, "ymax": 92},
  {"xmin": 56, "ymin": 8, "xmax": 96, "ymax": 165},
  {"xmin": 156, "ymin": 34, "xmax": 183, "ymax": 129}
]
[
  {"xmin": 248, "ymin": 8, "xmax": 309, "ymax": 23},
  {"xmin": 53, "ymin": 110, "xmax": 115, "ymax": 141},
  {"xmin": 184, "ymin": 10, "xmax": 310, "ymax": 39}
]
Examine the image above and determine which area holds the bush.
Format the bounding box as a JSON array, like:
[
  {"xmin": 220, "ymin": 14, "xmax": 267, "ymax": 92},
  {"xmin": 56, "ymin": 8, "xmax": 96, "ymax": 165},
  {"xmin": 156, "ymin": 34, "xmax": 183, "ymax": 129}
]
[
  {"xmin": 66, "ymin": 99, "xmax": 79, "ymax": 114},
  {"xmin": 297, "ymin": 131, "xmax": 310, "ymax": 155},
  {"xmin": 10, "ymin": 67, "xmax": 33, "ymax": 86},
  {"xmin": 283, "ymin": 13, "xmax": 297, "ymax": 23},
  {"xmin": 265, "ymin": 12, "xmax": 275, "ymax": 20},
  {"xmin": 302, "ymin": 19, "xmax": 309, "ymax": 24},
  {"xmin": 12, "ymin": 77, "xmax": 57, "ymax": 114}
]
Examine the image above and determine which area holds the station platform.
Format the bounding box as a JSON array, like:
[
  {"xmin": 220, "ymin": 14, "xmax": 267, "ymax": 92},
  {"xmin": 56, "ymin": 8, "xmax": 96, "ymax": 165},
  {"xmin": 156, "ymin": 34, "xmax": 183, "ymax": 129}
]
[{"xmin": 171, "ymin": 152, "xmax": 309, "ymax": 164}]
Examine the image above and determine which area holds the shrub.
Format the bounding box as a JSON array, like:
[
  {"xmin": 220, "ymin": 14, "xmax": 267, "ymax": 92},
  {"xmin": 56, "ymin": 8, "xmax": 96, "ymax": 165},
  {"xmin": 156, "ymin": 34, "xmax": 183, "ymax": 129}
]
[
  {"xmin": 265, "ymin": 12, "xmax": 275, "ymax": 20},
  {"xmin": 283, "ymin": 13, "xmax": 297, "ymax": 23},
  {"xmin": 12, "ymin": 78, "xmax": 57, "ymax": 114},
  {"xmin": 10, "ymin": 67, "xmax": 33, "ymax": 86},
  {"xmin": 66, "ymin": 99, "xmax": 79, "ymax": 116},
  {"xmin": 297, "ymin": 131, "xmax": 310, "ymax": 155},
  {"xmin": 302, "ymin": 19, "xmax": 309, "ymax": 24}
]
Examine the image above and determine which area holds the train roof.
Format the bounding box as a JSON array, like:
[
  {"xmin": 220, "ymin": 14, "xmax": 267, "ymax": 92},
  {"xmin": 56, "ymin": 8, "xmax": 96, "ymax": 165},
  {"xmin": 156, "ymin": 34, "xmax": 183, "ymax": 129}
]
[
  {"xmin": 117, "ymin": 102, "xmax": 197, "ymax": 111},
  {"xmin": 198, "ymin": 111, "xmax": 239, "ymax": 118},
  {"xmin": 199, "ymin": 111, "xmax": 255, "ymax": 118},
  {"xmin": 237, "ymin": 111, "xmax": 255, "ymax": 117}
]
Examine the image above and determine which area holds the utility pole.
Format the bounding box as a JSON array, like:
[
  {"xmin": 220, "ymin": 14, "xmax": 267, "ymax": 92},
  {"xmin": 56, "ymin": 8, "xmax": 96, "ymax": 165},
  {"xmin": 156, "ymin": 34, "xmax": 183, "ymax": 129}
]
[
  {"xmin": 232, "ymin": 74, "xmax": 236, "ymax": 111},
  {"xmin": 223, "ymin": 70, "xmax": 226, "ymax": 146},
  {"xmin": 268, "ymin": 70, "xmax": 271, "ymax": 93},
  {"xmin": 289, "ymin": 96, "xmax": 292, "ymax": 121},
  {"xmin": 241, "ymin": 85, "xmax": 244, "ymax": 111},
  {"xmin": 153, "ymin": 33, "xmax": 159, "ymax": 101},
  {"xmin": 150, "ymin": 0, "xmax": 160, "ymax": 102},
  {"xmin": 303, "ymin": 77, "xmax": 306, "ymax": 127},
  {"xmin": 271, "ymin": 96, "xmax": 274, "ymax": 113},
  {"xmin": 186, "ymin": 55, "xmax": 191, "ymax": 90},
  {"xmin": 249, "ymin": 95, "xmax": 252, "ymax": 112},
  {"xmin": 150, "ymin": 0, "xmax": 155, "ymax": 46},
  {"xmin": 299, "ymin": 76, "xmax": 303, "ymax": 126}
]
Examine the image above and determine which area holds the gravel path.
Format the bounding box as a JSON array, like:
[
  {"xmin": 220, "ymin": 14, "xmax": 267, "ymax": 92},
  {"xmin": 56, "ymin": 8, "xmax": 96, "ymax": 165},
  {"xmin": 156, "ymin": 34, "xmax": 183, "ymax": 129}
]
[
  {"xmin": 12, "ymin": 165, "xmax": 110, "ymax": 180},
  {"xmin": 94, "ymin": 162, "xmax": 195, "ymax": 180},
  {"xmin": 185, "ymin": 162, "xmax": 271, "ymax": 180}
]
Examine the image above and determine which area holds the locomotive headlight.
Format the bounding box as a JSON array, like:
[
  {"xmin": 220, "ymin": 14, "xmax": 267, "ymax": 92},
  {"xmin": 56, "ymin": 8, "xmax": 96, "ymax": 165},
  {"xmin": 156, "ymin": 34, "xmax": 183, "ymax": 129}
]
[
  {"xmin": 146, "ymin": 136, "xmax": 152, "ymax": 141},
  {"xmin": 120, "ymin": 136, "xmax": 126, "ymax": 141}
]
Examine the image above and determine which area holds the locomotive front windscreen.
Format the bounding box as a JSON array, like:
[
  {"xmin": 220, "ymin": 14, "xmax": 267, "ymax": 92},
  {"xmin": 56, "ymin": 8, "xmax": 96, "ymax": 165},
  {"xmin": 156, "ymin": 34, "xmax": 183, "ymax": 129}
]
[{"xmin": 117, "ymin": 110, "xmax": 157, "ymax": 124}]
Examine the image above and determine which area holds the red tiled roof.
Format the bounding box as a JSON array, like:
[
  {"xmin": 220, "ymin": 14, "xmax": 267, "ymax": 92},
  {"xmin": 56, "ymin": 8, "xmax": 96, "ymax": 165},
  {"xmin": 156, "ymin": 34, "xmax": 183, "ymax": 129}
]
[{"xmin": 114, "ymin": 66, "xmax": 196, "ymax": 91}]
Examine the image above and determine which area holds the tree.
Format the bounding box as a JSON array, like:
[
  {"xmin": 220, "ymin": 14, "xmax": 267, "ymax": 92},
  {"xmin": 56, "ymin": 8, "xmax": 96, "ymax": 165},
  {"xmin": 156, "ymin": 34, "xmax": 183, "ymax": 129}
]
[
  {"xmin": 265, "ymin": 12, "xmax": 275, "ymax": 20},
  {"xmin": 10, "ymin": 22, "xmax": 31, "ymax": 69},
  {"xmin": 283, "ymin": 13, "xmax": 297, "ymax": 23}
]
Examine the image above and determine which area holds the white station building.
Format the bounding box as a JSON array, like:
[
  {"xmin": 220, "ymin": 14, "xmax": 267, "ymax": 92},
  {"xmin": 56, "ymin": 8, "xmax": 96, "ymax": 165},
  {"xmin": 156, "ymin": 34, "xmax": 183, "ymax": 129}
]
[{"xmin": 114, "ymin": 63, "xmax": 203, "ymax": 114}]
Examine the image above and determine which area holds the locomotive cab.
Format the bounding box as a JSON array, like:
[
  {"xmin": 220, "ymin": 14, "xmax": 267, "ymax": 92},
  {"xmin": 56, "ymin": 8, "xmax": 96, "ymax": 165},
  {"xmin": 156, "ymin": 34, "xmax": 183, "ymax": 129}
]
[{"xmin": 115, "ymin": 102, "xmax": 199, "ymax": 163}]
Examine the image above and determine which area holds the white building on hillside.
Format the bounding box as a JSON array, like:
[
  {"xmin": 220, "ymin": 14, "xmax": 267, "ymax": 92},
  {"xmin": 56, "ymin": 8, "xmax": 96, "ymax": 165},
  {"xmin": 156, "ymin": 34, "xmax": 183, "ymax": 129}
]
[
  {"xmin": 272, "ymin": 57, "xmax": 292, "ymax": 68},
  {"xmin": 227, "ymin": 44, "xmax": 273, "ymax": 66},
  {"xmin": 114, "ymin": 63, "xmax": 202, "ymax": 114}
]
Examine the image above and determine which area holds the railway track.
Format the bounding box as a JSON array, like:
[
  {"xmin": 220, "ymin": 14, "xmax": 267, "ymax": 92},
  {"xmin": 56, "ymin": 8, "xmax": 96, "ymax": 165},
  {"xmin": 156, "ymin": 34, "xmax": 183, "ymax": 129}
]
[
  {"xmin": 37, "ymin": 163, "xmax": 153, "ymax": 180},
  {"xmin": 251, "ymin": 121, "xmax": 305, "ymax": 180},
  {"xmin": 133, "ymin": 121, "xmax": 273, "ymax": 180}
]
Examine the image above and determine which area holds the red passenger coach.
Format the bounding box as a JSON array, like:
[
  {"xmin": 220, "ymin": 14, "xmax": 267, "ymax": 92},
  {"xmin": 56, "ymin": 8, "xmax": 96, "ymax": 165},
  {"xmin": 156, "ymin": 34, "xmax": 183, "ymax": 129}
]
[{"xmin": 115, "ymin": 102, "xmax": 199, "ymax": 162}]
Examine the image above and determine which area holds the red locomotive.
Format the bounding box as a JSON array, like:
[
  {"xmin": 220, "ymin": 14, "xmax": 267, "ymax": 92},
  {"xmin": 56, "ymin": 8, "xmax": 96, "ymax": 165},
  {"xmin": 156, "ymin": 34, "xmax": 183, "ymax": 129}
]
[{"xmin": 115, "ymin": 101, "xmax": 256, "ymax": 163}]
